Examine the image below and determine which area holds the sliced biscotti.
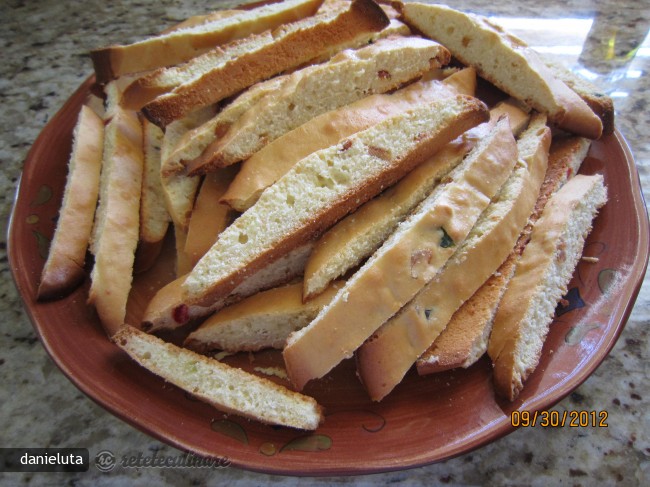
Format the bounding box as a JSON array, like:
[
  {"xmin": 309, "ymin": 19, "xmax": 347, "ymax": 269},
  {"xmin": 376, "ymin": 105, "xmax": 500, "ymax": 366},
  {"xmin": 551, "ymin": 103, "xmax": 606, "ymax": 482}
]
[
  {"xmin": 302, "ymin": 94, "xmax": 527, "ymax": 300},
  {"xmin": 188, "ymin": 36, "xmax": 451, "ymax": 172},
  {"xmin": 400, "ymin": 2, "xmax": 603, "ymax": 140},
  {"xmin": 162, "ymin": 76, "xmax": 289, "ymax": 178},
  {"xmin": 113, "ymin": 326, "xmax": 323, "ymax": 430},
  {"xmin": 143, "ymin": 242, "xmax": 314, "ymax": 332},
  {"xmin": 354, "ymin": 115, "xmax": 550, "ymax": 400},
  {"xmin": 185, "ymin": 281, "xmax": 343, "ymax": 354},
  {"xmin": 91, "ymin": 0, "xmax": 324, "ymax": 83},
  {"xmin": 283, "ymin": 116, "xmax": 516, "ymax": 391},
  {"xmin": 416, "ymin": 133, "xmax": 592, "ymax": 375},
  {"xmin": 38, "ymin": 106, "xmax": 104, "ymax": 300},
  {"xmin": 543, "ymin": 55, "xmax": 615, "ymax": 135},
  {"xmin": 488, "ymin": 174, "xmax": 607, "ymax": 400},
  {"xmin": 140, "ymin": 0, "xmax": 389, "ymax": 127},
  {"xmin": 222, "ymin": 69, "xmax": 471, "ymax": 213},
  {"xmin": 183, "ymin": 168, "xmax": 237, "ymax": 269},
  {"xmin": 88, "ymin": 108, "xmax": 144, "ymax": 335},
  {"xmin": 139, "ymin": 118, "xmax": 169, "ymax": 247},
  {"xmin": 182, "ymin": 96, "xmax": 489, "ymax": 308}
]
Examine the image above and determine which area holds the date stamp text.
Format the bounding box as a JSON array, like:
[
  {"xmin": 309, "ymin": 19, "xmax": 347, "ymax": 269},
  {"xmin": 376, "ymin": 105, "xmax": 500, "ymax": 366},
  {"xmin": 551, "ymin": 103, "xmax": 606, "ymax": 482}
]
[{"xmin": 511, "ymin": 410, "xmax": 608, "ymax": 428}]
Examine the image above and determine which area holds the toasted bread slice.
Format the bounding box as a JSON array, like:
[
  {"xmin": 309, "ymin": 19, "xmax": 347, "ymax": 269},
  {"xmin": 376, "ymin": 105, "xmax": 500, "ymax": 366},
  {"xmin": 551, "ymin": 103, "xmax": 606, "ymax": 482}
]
[
  {"xmin": 543, "ymin": 55, "xmax": 615, "ymax": 135},
  {"xmin": 88, "ymin": 108, "xmax": 144, "ymax": 335},
  {"xmin": 91, "ymin": 0, "xmax": 324, "ymax": 83},
  {"xmin": 188, "ymin": 36, "xmax": 451, "ymax": 171},
  {"xmin": 140, "ymin": 119, "xmax": 169, "ymax": 246},
  {"xmin": 355, "ymin": 115, "xmax": 550, "ymax": 401},
  {"xmin": 416, "ymin": 134, "xmax": 592, "ymax": 375},
  {"xmin": 185, "ymin": 281, "xmax": 343, "ymax": 353},
  {"xmin": 182, "ymin": 96, "xmax": 489, "ymax": 309},
  {"xmin": 141, "ymin": 0, "xmax": 389, "ymax": 127},
  {"xmin": 400, "ymin": 2, "xmax": 603, "ymax": 139},
  {"xmin": 488, "ymin": 174, "xmax": 607, "ymax": 400},
  {"xmin": 303, "ymin": 92, "xmax": 526, "ymax": 301},
  {"xmin": 38, "ymin": 106, "xmax": 104, "ymax": 300},
  {"xmin": 221, "ymin": 68, "xmax": 472, "ymax": 213},
  {"xmin": 283, "ymin": 117, "xmax": 516, "ymax": 391},
  {"xmin": 142, "ymin": 242, "xmax": 314, "ymax": 332},
  {"xmin": 113, "ymin": 326, "xmax": 323, "ymax": 430}
]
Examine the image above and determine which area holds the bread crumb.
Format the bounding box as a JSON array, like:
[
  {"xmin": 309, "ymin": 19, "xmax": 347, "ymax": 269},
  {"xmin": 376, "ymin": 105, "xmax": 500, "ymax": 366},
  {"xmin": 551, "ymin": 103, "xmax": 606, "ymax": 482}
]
[{"xmin": 581, "ymin": 256, "xmax": 599, "ymax": 263}]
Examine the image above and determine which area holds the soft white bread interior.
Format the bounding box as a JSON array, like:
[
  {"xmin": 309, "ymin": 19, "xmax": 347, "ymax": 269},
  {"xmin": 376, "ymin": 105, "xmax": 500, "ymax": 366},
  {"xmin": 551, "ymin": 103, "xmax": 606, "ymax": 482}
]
[
  {"xmin": 400, "ymin": 2, "xmax": 603, "ymax": 140},
  {"xmin": 185, "ymin": 281, "xmax": 343, "ymax": 353},
  {"xmin": 488, "ymin": 174, "xmax": 607, "ymax": 400},
  {"xmin": 356, "ymin": 114, "xmax": 550, "ymax": 401},
  {"xmin": 88, "ymin": 108, "xmax": 144, "ymax": 335},
  {"xmin": 113, "ymin": 326, "xmax": 324, "ymax": 430},
  {"xmin": 38, "ymin": 105, "xmax": 104, "ymax": 300},
  {"xmin": 182, "ymin": 95, "xmax": 489, "ymax": 308},
  {"xmin": 188, "ymin": 35, "xmax": 452, "ymax": 172},
  {"xmin": 91, "ymin": 0, "xmax": 324, "ymax": 83},
  {"xmin": 221, "ymin": 68, "xmax": 472, "ymax": 213},
  {"xmin": 284, "ymin": 116, "xmax": 517, "ymax": 391},
  {"xmin": 143, "ymin": 242, "xmax": 314, "ymax": 332},
  {"xmin": 416, "ymin": 133, "xmax": 592, "ymax": 375},
  {"xmin": 142, "ymin": 0, "xmax": 390, "ymax": 127}
]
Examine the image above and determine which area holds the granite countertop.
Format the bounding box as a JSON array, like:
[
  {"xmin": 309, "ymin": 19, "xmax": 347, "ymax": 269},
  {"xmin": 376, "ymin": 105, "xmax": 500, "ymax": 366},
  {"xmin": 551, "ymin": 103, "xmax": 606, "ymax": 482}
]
[{"xmin": 1, "ymin": 0, "xmax": 648, "ymax": 485}]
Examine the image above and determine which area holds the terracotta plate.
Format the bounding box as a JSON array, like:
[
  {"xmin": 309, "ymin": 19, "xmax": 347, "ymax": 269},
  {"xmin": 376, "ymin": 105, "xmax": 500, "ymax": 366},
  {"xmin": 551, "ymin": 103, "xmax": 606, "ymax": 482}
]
[{"xmin": 8, "ymin": 76, "xmax": 649, "ymax": 476}]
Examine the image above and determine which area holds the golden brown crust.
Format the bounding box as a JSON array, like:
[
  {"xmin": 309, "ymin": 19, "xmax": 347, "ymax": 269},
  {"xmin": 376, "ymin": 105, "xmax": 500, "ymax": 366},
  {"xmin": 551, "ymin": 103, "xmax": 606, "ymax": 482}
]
[
  {"xmin": 184, "ymin": 97, "xmax": 489, "ymax": 308},
  {"xmin": 91, "ymin": 0, "xmax": 325, "ymax": 83},
  {"xmin": 38, "ymin": 106, "xmax": 104, "ymax": 300},
  {"xmin": 142, "ymin": 0, "xmax": 390, "ymax": 127},
  {"xmin": 87, "ymin": 109, "xmax": 144, "ymax": 336}
]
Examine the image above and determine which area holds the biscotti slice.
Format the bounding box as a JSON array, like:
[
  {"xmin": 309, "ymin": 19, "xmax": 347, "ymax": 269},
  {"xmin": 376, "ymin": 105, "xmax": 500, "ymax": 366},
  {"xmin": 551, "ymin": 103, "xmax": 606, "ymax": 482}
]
[
  {"xmin": 222, "ymin": 69, "xmax": 472, "ymax": 212},
  {"xmin": 88, "ymin": 108, "xmax": 144, "ymax": 335},
  {"xmin": 417, "ymin": 133, "xmax": 592, "ymax": 375},
  {"xmin": 140, "ymin": 118, "xmax": 169, "ymax": 246},
  {"xmin": 303, "ymin": 94, "xmax": 527, "ymax": 301},
  {"xmin": 38, "ymin": 106, "xmax": 104, "ymax": 300},
  {"xmin": 184, "ymin": 167, "xmax": 237, "ymax": 268},
  {"xmin": 162, "ymin": 76, "xmax": 289, "ymax": 177},
  {"xmin": 185, "ymin": 282, "xmax": 343, "ymax": 353},
  {"xmin": 543, "ymin": 55, "xmax": 615, "ymax": 135},
  {"xmin": 188, "ymin": 36, "xmax": 451, "ymax": 172},
  {"xmin": 355, "ymin": 116, "xmax": 550, "ymax": 400},
  {"xmin": 91, "ymin": 0, "xmax": 324, "ymax": 83},
  {"xmin": 143, "ymin": 242, "xmax": 314, "ymax": 332},
  {"xmin": 488, "ymin": 174, "xmax": 607, "ymax": 400},
  {"xmin": 141, "ymin": 0, "xmax": 389, "ymax": 127},
  {"xmin": 182, "ymin": 96, "xmax": 488, "ymax": 308},
  {"xmin": 283, "ymin": 116, "xmax": 516, "ymax": 391},
  {"xmin": 113, "ymin": 326, "xmax": 323, "ymax": 430},
  {"xmin": 400, "ymin": 2, "xmax": 603, "ymax": 140},
  {"xmin": 159, "ymin": 106, "xmax": 217, "ymax": 231}
]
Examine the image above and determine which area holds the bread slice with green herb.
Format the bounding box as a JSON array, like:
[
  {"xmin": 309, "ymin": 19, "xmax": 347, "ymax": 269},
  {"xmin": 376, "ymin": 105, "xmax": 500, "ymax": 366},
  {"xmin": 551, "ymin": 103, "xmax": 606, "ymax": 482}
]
[{"xmin": 284, "ymin": 116, "xmax": 516, "ymax": 391}]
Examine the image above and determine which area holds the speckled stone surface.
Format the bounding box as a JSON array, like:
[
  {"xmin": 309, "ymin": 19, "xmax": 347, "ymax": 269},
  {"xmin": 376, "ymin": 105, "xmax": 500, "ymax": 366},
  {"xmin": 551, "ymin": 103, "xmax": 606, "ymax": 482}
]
[{"xmin": 0, "ymin": 0, "xmax": 648, "ymax": 485}]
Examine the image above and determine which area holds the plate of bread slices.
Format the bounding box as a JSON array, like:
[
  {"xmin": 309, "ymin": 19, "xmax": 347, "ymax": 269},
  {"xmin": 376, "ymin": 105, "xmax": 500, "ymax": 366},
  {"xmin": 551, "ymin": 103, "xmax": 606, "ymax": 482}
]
[{"xmin": 8, "ymin": 0, "xmax": 649, "ymax": 475}]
